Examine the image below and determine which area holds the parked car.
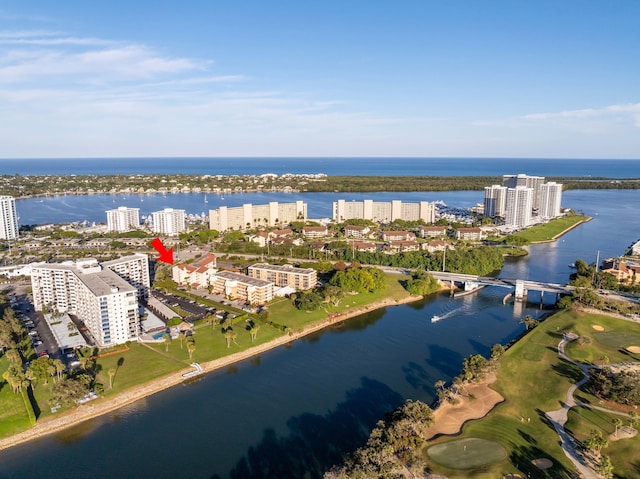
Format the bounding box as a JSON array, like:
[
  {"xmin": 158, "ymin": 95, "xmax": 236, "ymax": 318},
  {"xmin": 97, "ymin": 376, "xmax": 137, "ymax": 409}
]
[
  {"xmin": 33, "ymin": 340, "xmax": 43, "ymax": 346},
  {"xmin": 28, "ymin": 330, "xmax": 39, "ymax": 336}
]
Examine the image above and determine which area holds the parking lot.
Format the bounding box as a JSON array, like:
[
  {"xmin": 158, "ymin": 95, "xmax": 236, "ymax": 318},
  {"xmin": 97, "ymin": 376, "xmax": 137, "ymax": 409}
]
[
  {"xmin": 152, "ymin": 291, "xmax": 212, "ymax": 322},
  {"xmin": 9, "ymin": 290, "xmax": 81, "ymax": 371}
]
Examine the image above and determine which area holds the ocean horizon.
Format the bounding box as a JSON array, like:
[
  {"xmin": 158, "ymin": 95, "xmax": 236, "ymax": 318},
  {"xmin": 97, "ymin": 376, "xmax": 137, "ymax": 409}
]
[{"xmin": 1, "ymin": 157, "xmax": 639, "ymax": 177}]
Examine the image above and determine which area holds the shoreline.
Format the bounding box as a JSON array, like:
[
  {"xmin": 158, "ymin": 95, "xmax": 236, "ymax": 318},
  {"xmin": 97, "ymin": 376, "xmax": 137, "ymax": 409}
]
[
  {"xmin": 528, "ymin": 216, "xmax": 593, "ymax": 244},
  {"xmin": 0, "ymin": 293, "xmax": 423, "ymax": 452}
]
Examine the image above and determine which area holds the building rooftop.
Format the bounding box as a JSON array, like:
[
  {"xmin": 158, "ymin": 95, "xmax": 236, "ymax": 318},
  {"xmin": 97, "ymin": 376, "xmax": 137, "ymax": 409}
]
[
  {"xmin": 249, "ymin": 263, "xmax": 316, "ymax": 274},
  {"xmin": 215, "ymin": 270, "xmax": 274, "ymax": 287},
  {"xmin": 76, "ymin": 268, "xmax": 136, "ymax": 296},
  {"xmin": 102, "ymin": 253, "xmax": 148, "ymax": 267}
]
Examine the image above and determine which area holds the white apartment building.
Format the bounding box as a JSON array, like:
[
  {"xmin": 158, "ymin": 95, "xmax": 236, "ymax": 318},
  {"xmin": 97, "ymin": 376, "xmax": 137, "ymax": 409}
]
[
  {"xmin": 503, "ymin": 174, "xmax": 545, "ymax": 211},
  {"xmin": 505, "ymin": 186, "xmax": 533, "ymax": 228},
  {"xmin": 152, "ymin": 208, "xmax": 186, "ymax": 235},
  {"xmin": 483, "ymin": 185, "xmax": 508, "ymax": 218},
  {"xmin": 209, "ymin": 201, "xmax": 307, "ymax": 231},
  {"xmin": 538, "ymin": 182, "xmax": 563, "ymax": 219},
  {"xmin": 247, "ymin": 263, "xmax": 318, "ymax": 290},
  {"xmin": 106, "ymin": 206, "xmax": 140, "ymax": 232},
  {"xmin": 102, "ymin": 253, "xmax": 150, "ymax": 300},
  {"xmin": 332, "ymin": 199, "xmax": 435, "ymax": 223},
  {"xmin": 0, "ymin": 196, "xmax": 19, "ymax": 240},
  {"xmin": 31, "ymin": 258, "xmax": 140, "ymax": 347}
]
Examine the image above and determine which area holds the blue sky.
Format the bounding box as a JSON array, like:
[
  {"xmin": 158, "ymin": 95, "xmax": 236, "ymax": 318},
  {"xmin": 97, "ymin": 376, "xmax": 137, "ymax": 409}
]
[{"xmin": 1, "ymin": 1, "xmax": 639, "ymax": 158}]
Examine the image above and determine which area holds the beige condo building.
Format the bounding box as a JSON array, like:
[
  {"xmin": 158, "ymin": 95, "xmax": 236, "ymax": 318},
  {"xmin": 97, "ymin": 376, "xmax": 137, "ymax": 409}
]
[{"xmin": 209, "ymin": 201, "xmax": 307, "ymax": 231}]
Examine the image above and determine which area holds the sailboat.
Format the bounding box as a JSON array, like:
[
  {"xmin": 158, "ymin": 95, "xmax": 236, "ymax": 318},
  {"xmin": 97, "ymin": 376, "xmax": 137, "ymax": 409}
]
[{"xmin": 204, "ymin": 194, "xmax": 208, "ymax": 204}]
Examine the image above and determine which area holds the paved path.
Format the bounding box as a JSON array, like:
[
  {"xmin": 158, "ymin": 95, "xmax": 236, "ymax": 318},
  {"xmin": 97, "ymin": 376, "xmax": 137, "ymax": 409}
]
[{"xmin": 544, "ymin": 333, "xmax": 601, "ymax": 479}]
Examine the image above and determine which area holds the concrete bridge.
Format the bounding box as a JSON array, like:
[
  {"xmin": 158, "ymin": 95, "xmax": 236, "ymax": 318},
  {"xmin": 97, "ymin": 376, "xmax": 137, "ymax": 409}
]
[
  {"xmin": 427, "ymin": 271, "xmax": 575, "ymax": 300},
  {"xmin": 377, "ymin": 266, "xmax": 575, "ymax": 301}
]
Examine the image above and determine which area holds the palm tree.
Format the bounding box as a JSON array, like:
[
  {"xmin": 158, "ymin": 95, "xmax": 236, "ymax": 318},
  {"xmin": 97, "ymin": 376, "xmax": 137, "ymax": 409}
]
[
  {"xmin": 224, "ymin": 329, "xmax": 234, "ymax": 348},
  {"xmin": 163, "ymin": 333, "xmax": 171, "ymax": 352},
  {"xmin": 108, "ymin": 368, "xmax": 116, "ymax": 389},
  {"xmin": 52, "ymin": 359, "xmax": 65, "ymax": 381},
  {"xmin": 434, "ymin": 380, "xmax": 446, "ymax": 391},
  {"xmin": 628, "ymin": 411, "xmax": 639, "ymax": 429},
  {"xmin": 613, "ymin": 417, "xmax": 623, "ymax": 437},
  {"xmin": 186, "ymin": 342, "xmax": 196, "ymax": 360},
  {"xmin": 600, "ymin": 355, "xmax": 610, "ymax": 368},
  {"xmin": 249, "ymin": 324, "xmax": 260, "ymax": 342},
  {"xmin": 178, "ymin": 333, "xmax": 186, "ymax": 350},
  {"xmin": 520, "ymin": 315, "xmax": 537, "ymax": 331}
]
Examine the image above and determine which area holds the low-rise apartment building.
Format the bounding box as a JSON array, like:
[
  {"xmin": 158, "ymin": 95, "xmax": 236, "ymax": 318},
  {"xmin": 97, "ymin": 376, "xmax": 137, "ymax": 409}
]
[
  {"xmin": 419, "ymin": 226, "xmax": 447, "ymax": 238},
  {"xmin": 210, "ymin": 271, "xmax": 274, "ymax": 305},
  {"xmin": 247, "ymin": 263, "xmax": 318, "ymax": 290},
  {"xmin": 344, "ymin": 225, "xmax": 372, "ymax": 239},
  {"xmin": 454, "ymin": 227, "xmax": 487, "ymax": 241},
  {"xmin": 382, "ymin": 231, "xmax": 416, "ymax": 241},
  {"xmin": 302, "ymin": 226, "xmax": 328, "ymax": 239}
]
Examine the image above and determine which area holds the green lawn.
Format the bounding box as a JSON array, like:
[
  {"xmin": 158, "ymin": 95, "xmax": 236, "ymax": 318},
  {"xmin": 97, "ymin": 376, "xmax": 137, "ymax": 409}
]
[
  {"xmin": 0, "ymin": 357, "xmax": 32, "ymax": 438},
  {"xmin": 563, "ymin": 311, "xmax": 640, "ymax": 365},
  {"xmin": 508, "ymin": 215, "xmax": 589, "ymax": 243},
  {"xmin": 425, "ymin": 308, "xmax": 640, "ymax": 478},
  {"xmin": 425, "ymin": 309, "xmax": 591, "ymax": 478},
  {"xmin": 427, "ymin": 437, "xmax": 507, "ymax": 469},
  {"xmin": 565, "ymin": 406, "xmax": 640, "ymax": 479},
  {"xmin": 268, "ymin": 274, "xmax": 413, "ymax": 331}
]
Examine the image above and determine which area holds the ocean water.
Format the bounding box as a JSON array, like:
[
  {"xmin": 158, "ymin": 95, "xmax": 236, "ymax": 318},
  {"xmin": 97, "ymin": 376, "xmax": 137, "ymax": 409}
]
[{"xmin": 1, "ymin": 157, "xmax": 639, "ymax": 177}]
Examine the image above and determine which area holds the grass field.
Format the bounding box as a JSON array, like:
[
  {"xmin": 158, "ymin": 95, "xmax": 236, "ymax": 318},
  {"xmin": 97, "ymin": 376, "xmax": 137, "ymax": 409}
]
[
  {"xmin": 565, "ymin": 406, "xmax": 640, "ymax": 479},
  {"xmin": 267, "ymin": 273, "xmax": 412, "ymax": 331},
  {"xmin": 507, "ymin": 215, "xmax": 589, "ymax": 243},
  {"xmin": 425, "ymin": 308, "xmax": 640, "ymax": 478},
  {"xmin": 427, "ymin": 437, "xmax": 507, "ymax": 469},
  {"xmin": 563, "ymin": 311, "xmax": 640, "ymax": 365},
  {"xmin": 0, "ymin": 357, "xmax": 32, "ymax": 438}
]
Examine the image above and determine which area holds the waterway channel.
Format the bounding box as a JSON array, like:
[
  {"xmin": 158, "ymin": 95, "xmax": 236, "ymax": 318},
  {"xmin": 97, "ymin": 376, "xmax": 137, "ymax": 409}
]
[{"xmin": 1, "ymin": 189, "xmax": 639, "ymax": 479}]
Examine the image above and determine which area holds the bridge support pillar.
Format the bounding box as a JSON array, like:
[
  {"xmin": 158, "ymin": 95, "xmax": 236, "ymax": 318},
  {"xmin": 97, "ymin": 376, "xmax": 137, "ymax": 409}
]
[
  {"xmin": 464, "ymin": 281, "xmax": 479, "ymax": 292},
  {"xmin": 515, "ymin": 280, "xmax": 527, "ymax": 301}
]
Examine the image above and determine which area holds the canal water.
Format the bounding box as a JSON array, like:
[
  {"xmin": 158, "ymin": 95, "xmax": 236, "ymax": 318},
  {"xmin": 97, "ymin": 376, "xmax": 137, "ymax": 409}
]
[{"xmin": 1, "ymin": 189, "xmax": 639, "ymax": 479}]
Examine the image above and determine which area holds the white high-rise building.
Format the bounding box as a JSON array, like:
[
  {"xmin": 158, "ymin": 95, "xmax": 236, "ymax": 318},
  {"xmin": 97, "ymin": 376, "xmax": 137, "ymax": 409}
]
[
  {"xmin": 106, "ymin": 207, "xmax": 140, "ymax": 232},
  {"xmin": 152, "ymin": 208, "xmax": 186, "ymax": 235},
  {"xmin": 503, "ymin": 174, "xmax": 545, "ymax": 211},
  {"xmin": 0, "ymin": 196, "xmax": 19, "ymax": 240},
  {"xmin": 209, "ymin": 201, "xmax": 307, "ymax": 231},
  {"xmin": 505, "ymin": 187, "xmax": 533, "ymax": 228},
  {"xmin": 102, "ymin": 253, "xmax": 150, "ymax": 300},
  {"xmin": 539, "ymin": 182, "xmax": 563, "ymax": 219},
  {"xmin": 332, "ymin": 199, "xmax": 435, "ymax": 223},
  {"xmin": 483, "ymin": 185, "xmax": 508, "ymax": 218},
  {"xmin": 30, "ymin": 258, "xmax": 140, "ymax": 347}
]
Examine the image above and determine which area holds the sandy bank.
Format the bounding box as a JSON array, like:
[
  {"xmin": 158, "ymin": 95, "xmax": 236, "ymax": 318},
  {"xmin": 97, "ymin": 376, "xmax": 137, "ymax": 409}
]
[
  {"xmin": 425, "ymin": 375, "xmax": 504, "ymax": 440},
  {"xmin": 0, "ymin": 294, "xmax": 422, "ymax": 451}
]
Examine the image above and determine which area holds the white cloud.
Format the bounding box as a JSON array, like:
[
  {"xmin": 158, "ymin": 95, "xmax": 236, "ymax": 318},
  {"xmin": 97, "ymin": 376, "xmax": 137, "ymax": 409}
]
[{"xmin": 476, "ymin": 102, "xmax": 640, "ymax": 131}]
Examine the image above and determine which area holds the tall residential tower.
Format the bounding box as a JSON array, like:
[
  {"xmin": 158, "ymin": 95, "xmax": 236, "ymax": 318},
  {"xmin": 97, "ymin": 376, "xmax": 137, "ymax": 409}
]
[{"xmin": 0, "ymin": 196, "xmax": 19, "ymax": 240}]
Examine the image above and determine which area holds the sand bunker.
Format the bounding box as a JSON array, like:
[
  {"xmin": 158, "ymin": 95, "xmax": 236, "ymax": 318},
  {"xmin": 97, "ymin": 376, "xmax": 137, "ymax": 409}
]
[
  {"xmin": 592, "ymin": 325, "xmax": 605, "ymax": 331},
  {"xmin": 626, "ymin": 345, "xmax": 640, "ymax": 353},
  {"xmin": 609, "ymin": 426, "xmax": 638, "ymax": 442},
  {"xmin": 531, "ymin": 458, "xmax": 553, "ymax": 469}
]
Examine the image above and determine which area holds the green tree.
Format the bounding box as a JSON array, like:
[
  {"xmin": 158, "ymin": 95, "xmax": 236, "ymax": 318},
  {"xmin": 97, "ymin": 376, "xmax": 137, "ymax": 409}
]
[
  {"xmin": 248, "ymin": 324, "xmax": 260, "ymax": 342},
  {"xmin": 583, "ymin": 429, "xmax": 608, "ymax": 455},
  {"xmin": 108, "ymin": 368, "xmax": 116, "ymax": 389},
  {"xmin": 186, "ymin": 341, "xmax": 196, "ymax": 361},
  {"xmin": 491, "ymin": 343, "xmax": 506, "ymax": 359},
  {"xmin": 520, "ymin": 315, "xmax": 538, "ymax": 331},
  {"xmin": 162, "ymin": 333, "xmax": 171, "ymax": 352},
  {"xmin": 612, "ymin": 417, "xmax": 623, "ymax": 437},
  {"xmin": 596, "ymin": 454, "xmax": 614, "ymax": 479}
]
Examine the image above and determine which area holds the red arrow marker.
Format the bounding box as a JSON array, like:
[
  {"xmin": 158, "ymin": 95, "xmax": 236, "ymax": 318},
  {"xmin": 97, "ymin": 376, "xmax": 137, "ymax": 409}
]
[{"xmin": 151, "ymin": 238, "xmax": 174, "ymax": 265}]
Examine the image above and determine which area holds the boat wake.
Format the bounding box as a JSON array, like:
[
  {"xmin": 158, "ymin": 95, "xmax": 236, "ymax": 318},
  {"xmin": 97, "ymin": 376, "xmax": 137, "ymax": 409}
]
[{"xmin": 430, "ymin": 305, "xmax": 467, "ymax": 323}]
